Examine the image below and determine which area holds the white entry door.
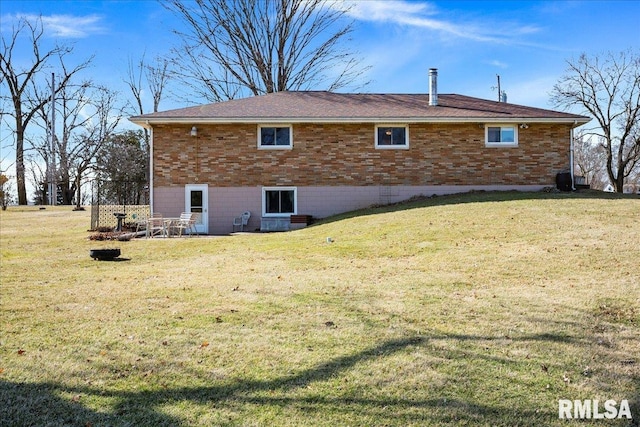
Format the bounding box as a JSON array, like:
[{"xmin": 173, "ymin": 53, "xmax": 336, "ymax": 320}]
[{"xmin": 185, "ymin": 184, "xmax": 208, "ymax": 234}]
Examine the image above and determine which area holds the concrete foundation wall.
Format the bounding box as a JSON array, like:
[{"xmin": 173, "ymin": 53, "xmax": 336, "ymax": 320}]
[{"xmin": 153, "ymin": 184, "xmax": 544, "ymax": 234}]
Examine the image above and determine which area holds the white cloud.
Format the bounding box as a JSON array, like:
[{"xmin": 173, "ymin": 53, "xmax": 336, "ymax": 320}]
[
  {"xmin": 43, "ymin": 14, "xmax": 104, "ymax": 38},
  {"xmin": 488, "ymin": 60, "xmax": 509, "ymax": 69},
  {"xmin": 343, "ymin": 0, "xmax": 437, "ymax": 21},
  {"xmin": 6, "ymin": 13, "xmax": 105, "ymax": 38},
  {"xmin": 338, "ymin": 0, "xmax": 540, "ymax": 44}
]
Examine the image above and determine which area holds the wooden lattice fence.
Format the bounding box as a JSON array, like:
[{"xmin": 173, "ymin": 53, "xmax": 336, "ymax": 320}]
[{"xmin": 90, "ymin": 204, "xmax": 150, "ymax": 231}]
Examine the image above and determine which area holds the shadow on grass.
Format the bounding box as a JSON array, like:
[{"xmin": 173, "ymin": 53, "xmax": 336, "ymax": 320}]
[
  {"xmin": 2, "ymin": 333, "xmax": 637, "ymax": 426},
  {"xmin": 0, "ymin": 335, "xmax": 552, "ymax": 427},
  {"xmin": 311, "ymin": 189, "xmax": 639, "ymax": 227}
]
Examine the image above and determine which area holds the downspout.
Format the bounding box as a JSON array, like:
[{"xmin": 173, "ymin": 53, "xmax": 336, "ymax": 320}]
[
  {"xmin": 148, "ymin": 122, "xmax": 154, "ymax": 215},
  {"xmin": 570, "ymin": 120, "xmax": 576, "ymax": 190}
]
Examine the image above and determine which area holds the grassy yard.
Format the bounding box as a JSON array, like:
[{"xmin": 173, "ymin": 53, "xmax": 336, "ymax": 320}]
[{"xmin": 1, "ymin": 191, "xmax": 639, "ymax": 426}]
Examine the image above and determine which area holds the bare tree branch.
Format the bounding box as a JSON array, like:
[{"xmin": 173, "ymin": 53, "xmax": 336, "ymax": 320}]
[
  {"xmin": 124, "ymin": 53, "xmax": 171, "ymax": 192},
  {"xmin": 164, "ymin": 0, "xmax": 369, "ymax": 102},
  {"xmin": 32, "ymin": 82, "xmax": 124, "ymax": 206},
  {"xmin": 552, "ymin": 50, "xmax": 640, "ymax": 192},
  {"xmin": 0, "ymin": 15, "xmax": 91, "ymax": 204}
]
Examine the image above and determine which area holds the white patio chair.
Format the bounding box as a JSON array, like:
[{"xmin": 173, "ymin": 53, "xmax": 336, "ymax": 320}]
[
  {"xmin": 232, "ymin": 211, "xmax": 251, "ymax": 232},
  {"xmin": 135, "ymin": 215, "xmax": 148, "ymax": 233},
  {"xmin": 171, "ymin": 212, "xmax": 197, "ymax": 237},
  {"xmin": 147, "ymin": 213, "xmax": 165, "ymax": 238}
]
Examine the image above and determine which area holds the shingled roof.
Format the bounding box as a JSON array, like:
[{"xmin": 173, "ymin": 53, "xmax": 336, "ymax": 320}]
[{"xmin": 130, "ymin": 91, "xmax": 590, "ymax": 126}]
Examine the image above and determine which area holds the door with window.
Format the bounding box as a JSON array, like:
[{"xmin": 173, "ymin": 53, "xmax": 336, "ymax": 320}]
[{"xmin": 185, "ymin": 184, "xmax": 208, "ymax": 234}]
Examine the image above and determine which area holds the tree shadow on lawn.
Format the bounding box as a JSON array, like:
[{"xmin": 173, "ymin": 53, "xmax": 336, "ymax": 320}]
[
  {"xmin": 1, "ymin": 333, "xmax": 637, "ymax": 426},
  {"xmin": 311, "ymin": 189, "xmax": 638, "ymax": 227}
]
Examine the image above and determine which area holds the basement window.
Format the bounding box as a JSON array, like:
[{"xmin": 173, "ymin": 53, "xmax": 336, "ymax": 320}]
[
  {"xmin": 258, "ymin": 125, "xmax": 292, "ymax": 149},
  {"xmin": 262, "ymin": 187, "xmax": 297, "ymax": 217},
  {"xmin": 485, "ymin": 125, "xmax": 518, "ymax": 147},
  {"xmin": 375, "ymin": 125, "xmax": 409, "ymax": 149}
]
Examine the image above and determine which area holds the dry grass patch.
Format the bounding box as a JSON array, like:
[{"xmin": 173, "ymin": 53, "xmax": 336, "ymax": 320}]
[{"xmin": 1, "ymin": 192, "xmax": 639, "ymax": 426}]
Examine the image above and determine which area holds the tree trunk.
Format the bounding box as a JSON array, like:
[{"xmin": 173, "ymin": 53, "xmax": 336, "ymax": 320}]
[
  {"xmin": 75, "ymin": 174, "xmax": 82, "ymax": 209},
  {"xmin": 615, "ymin": 174, "xmax": 625, "ymax": 193},
  {"xmin": 16, "ymin": 142, "xmax": 27, "ymax": 205},
  {"xmin": 15, "ymin": 116, "xmax": 28, "ymax": 205}
]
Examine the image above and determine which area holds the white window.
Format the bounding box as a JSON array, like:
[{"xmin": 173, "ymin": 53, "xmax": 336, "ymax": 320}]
[
  {"xmin": 485, "ymin": 125, "xmax": 518, "ymax": 147},
  {"xmin": 262, "ymin": 187, "xmax": 297, "ymax": 217},
  {"xmin": 375, "ymin": 125, "xmax": 409, "ymax": 149},
  {"xmin": 258, "ymin": 125, "xmax": 292, "ymax": 149}
]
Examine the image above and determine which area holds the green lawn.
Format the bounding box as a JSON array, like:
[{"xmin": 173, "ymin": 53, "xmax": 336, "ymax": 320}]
[{"xmin": 1, "ymin": 191, "xmax": 638, "ymax": 426}]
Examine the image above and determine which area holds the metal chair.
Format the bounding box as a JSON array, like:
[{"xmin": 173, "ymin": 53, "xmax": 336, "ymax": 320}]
[{"xmin": 232, "ymin": 211, "xmax": 251, "ymax": 232}]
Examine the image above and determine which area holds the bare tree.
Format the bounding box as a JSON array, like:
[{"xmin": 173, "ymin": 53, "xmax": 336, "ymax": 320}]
[
  {"xmin": 0, "ymin": 172, "xmax": 13, "ymax": 209},
  {"xmin": 70, "ymin": 87, "xmax": 124, "ymax": 209},
  {"xmin": 0, "ymin": 16, "xmax": 91, "ymax": 204},
  {"xmin": 552, "ymin": 51, "xmax": 640, "ymax": 193},
  {"xmin": 124, "ymin": 54, "xmax": 170, "ymax": 200},
  {"xmin": 25, "ymin": 150, "xmax": 48, "ymax": 204},
  {"xmin": 573, "ymin": 132, "xmax": 606, "ymax": 189},
  {"xmin": 125, "ymin": 53, "xmax": 170, "ymax": 115},
  {"xmin": 165, "ymin": 0, "xmax": 368, "ymax": 102},
  {"xmin": 625, "ymin": 125, "xmax": 640, "ymax": 193},
  {"xmin": 35, "ymin": 84, "xmax": 124, "ymax": 207},
  {"xmin": 125, "ymin": 53, "xmax": 170, "ymax": 146}
]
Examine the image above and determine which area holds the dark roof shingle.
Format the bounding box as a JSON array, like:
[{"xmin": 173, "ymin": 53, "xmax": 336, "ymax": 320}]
[{"xmin": 130, "ymin": 91, "xmax": 590, "ymax": 125}]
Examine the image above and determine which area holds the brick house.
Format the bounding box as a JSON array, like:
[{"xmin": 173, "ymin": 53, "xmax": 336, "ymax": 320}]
[{"xmin": 130, "ymin": 70, "xmax": 589, "ymax": 234}]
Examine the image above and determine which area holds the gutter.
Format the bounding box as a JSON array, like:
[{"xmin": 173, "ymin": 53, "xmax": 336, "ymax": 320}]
[
  {"xmin": 148, "ymin": 122, "xmax": 154, "ymax": 215},
  {"xmin": 129, "ymin": 116, "xmax": 592, "ymax": 126}
]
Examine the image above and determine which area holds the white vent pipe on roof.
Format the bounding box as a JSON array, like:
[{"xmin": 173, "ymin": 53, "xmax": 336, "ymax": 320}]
[{"xmin": 429, "ymin": 68, "xmax": 438, "ymax": 106}]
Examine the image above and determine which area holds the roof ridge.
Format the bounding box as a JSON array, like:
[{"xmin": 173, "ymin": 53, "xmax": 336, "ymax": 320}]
[{"xmin": 130, "ymin": 91, "xmax": 590, "ymax": 125}]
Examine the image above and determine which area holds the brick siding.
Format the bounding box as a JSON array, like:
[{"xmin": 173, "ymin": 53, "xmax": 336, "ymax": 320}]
[{"xmin": 153, "ymin": 122, "xmax": 571, "ymax": 189}]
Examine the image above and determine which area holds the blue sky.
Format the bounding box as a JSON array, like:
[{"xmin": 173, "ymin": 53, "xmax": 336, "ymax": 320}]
[
  {"xmin": 2, "ymin": 0, "xmax": 639, "ymax": 107},
  {"xmin": 1, "ymin": 0, "xmax": 639, "ymax": 175}
]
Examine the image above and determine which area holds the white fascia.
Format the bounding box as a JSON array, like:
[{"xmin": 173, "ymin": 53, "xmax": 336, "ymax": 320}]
[{"xmin": 131, "ymin": 117, "xmax": 591, "ymax": 126}]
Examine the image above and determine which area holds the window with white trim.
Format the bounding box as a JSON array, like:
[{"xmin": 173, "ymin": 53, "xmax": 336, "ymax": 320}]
[
  {"xmin": 262, "ymin": 187, "xmax": 297, "ymax": 216},
  {"xmin": 258, "ymin": 125, "xmax": 292, "ymax": 149},
  {"xmin": 375, "ymin": 125, "xmax": 409, "ymax": 149},
  {"xmin": 485, "ymin": 125, "xmax": 518, "ymax": 147}
]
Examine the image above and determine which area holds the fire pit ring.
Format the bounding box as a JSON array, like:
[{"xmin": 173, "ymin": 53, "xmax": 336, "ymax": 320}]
[{"xmin": 90, "ymin": 248, "xmax": 121, "ymax": 261}]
